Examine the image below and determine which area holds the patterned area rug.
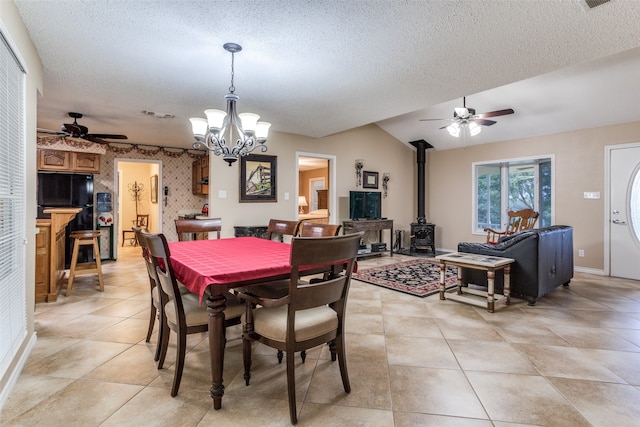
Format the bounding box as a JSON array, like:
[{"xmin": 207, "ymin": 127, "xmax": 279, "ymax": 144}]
[{"xmin": 353, "ymin": 259, "xmax": 458, "ymax": 297}]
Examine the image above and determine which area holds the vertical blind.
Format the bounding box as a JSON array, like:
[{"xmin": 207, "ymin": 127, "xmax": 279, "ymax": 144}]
[{"xmin": 0, "ymin": 31, "xmax": 26, "ymax": 380}]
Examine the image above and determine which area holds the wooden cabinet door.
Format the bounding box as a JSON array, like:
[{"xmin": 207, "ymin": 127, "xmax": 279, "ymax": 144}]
[
  {"xmin": 201, "ymin": 155, "xmax": 209, "ymax": 195},
  {"xmin": 72, "ymin": 152, "xmax": 100, "ymax": 173},
  {"xmin": 192, "ymin": 159, "xmax": 202, "ymax": 194},
  {"xmin": 35, "ymin": 224, "xmax": 50, "ymax": 302},
  {"xmin": 38, "ymin": 149, "xmax": 70, "ymax": 171}
]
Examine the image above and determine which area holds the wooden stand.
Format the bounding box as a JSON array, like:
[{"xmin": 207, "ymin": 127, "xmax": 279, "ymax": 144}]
[{"xmin": 342, "ymin": 219, "xmax": 394, "ymax": 257}]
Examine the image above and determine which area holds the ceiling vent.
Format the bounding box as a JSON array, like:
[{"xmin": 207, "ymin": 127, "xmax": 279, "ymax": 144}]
[{"xmin": 584, "ymin": 0, "xmax": 610, "ymax": 8}]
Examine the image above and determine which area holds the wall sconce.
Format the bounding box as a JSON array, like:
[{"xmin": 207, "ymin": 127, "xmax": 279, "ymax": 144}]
[
  {"xmin": 383, "ymin": 173, "xmax": 390, "ymax": 197},
  {"xmin": 355, "ymin": 159, "xmax": 364, "ymax": 187}
]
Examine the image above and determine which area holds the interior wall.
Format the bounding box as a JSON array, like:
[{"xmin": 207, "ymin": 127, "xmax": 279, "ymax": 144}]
[
  {"xmin": 0, "ymin": 0, "xmax": 43, "ymax": 405},
  {"xmin": 206, "ymin": 124, "xmax": 416, "ymax": 247},
  {"xmin": 427, "ymin": 120, "xmax": 640, "ymax": 272}
]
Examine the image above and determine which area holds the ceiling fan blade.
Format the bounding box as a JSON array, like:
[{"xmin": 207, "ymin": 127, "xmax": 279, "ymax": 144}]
[
  {"xmin": 87, "ymin": 133, "xmax": 128, "ymax": 140},
  {"xmin": 474, "ymin": 119, "xmax": 497, "ymax": 126},
  {"xmin": 83, "ymin": 135, "xmax": 110, "ymax": 144},
  {"xmin": 419, "ymin": 118, "xmax": 448, "ymax": 122},
  {"xmin": 37, "ymin": 128, "xmax": 66, "ymax": 135},
  {"xmin": 477, "ymin": 108, "xmax": 514, "ymax": 118}
]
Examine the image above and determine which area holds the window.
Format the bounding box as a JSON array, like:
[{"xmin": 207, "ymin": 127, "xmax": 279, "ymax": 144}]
[
  {"xmin": 0, "ymin": 31, "xmax": 27, "ymax": 379},
  {"xmin": 473, "ymin": 156, "xmax": 553, "ymax": 233}
]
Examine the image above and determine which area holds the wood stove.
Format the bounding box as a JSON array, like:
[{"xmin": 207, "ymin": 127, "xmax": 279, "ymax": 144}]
[
  {"xmin": 409, "ymin": 139, "xmax": 436, "ymax": 255},
  {"xmin": 410, "ymin": 222, "xmax": 435, "ymax": 254}
]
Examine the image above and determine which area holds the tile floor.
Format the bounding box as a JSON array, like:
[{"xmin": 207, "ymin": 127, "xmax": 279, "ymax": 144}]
[{"xmin": 2, "ymin": 244, "xmax": 640, "ymax": 426}]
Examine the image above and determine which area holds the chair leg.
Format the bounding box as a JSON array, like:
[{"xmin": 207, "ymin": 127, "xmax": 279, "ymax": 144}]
[
  {"xmin": 286, "ymin": 350, "xmax": 298, "ymax": 425},
  {"xmin": 277, "ymin": 349, "xmax": 283, "ymax": 363},
  {"xmin": 171, "ymin": 331, "xmax": 186, "ymax": 397},
  {"xmin": 335, "ymin": 336, "xmax": 351, "ymax": 393},
  {"xmin": 300, "ymin": 350, "xmax": 307, "ymax": 363},
  {"xmin": 146, "ymin": 304, "xmax": 156, "ymax": 343},
  {"xmin": 157, "ymin": 321, "xmax": 170, "ymax": 369},
  {"xmin": 92, "ymin": 238, "xmax": 104, "ymax": 292},
  {"xmin": 154, "ymin": 309, "xmax": 165, "ymax": 362},
  {"xmin": 329, "ymin": 340, "xmax": 337, "ymax": 361},
  {"xmin": 243, "ymin": 338, "xmax": 252, "ymax": 386},
  {"xmin": 66, "ymin": 239, "xmax": 81, "ymax": 296}
]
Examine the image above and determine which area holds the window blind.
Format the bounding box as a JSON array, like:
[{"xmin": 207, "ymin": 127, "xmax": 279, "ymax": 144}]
[{"xmin": 0, "ymin": 31, "xmax": 27, "ymax": 380}]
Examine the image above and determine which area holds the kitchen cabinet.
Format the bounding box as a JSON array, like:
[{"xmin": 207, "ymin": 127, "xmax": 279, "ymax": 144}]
[
  {"xmin": 35, "ymin": 221, "xmax": 50, "ymax": 303},
  {"xmin": 38, "ymin": 149, "xmax": 100, "ymax": 173},
  {"xmin": 192, "ymin": 156, "xmax": 209, "ymax": 195}
]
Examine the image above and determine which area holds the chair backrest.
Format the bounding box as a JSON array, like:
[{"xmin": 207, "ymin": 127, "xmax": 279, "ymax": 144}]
[
  {"xmin": 299, "ymin": 222, "xmax": 342, "ymax": 237},
  {"xmin": 139, "ymin": 232, "xmax": 186, "ymax": 328},
  {"xmin": 266, "ymin": 219, "xmax": 301, "ymax": 241},
  {"xmin": 506, "ymin": 209, "xmax": 539, "ymax": 234},
  {"xmin": 133, "ymin": 226, "xmax": 155, "ymax": 284},
  {"xmin": 286, "ymin": 232, "xmax": 363, "ymax": 329},
  {"xmin": 136, "ymin": 214, "xmax": 149, "ymax": 228},
  {"xmin": 175, "ymin": 218, "xmax": 222, "ymax": 241}
]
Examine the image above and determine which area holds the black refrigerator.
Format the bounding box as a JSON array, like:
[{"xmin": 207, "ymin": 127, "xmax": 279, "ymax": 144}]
[{"xmin": 37, "ymin": 172, "xmax": 94, "ymax": 268}]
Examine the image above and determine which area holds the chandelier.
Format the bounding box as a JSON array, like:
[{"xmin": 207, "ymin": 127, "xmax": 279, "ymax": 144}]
[{"xmin": 189, "ymin": 43, "xmax": 271, "ymax": 166}]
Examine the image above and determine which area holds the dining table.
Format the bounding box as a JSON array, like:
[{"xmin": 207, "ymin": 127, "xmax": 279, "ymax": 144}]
[{"xmin": 168, "ymin": 236, "xmax": 332, "ymax": 409}]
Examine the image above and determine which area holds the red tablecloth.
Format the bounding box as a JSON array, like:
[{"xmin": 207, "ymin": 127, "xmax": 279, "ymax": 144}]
[{"xmin": 168, "ymin": 237, "xmax": 292, "ymax": 302}]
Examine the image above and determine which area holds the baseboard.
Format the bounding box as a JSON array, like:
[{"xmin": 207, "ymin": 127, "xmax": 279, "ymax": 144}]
[
  {"xmin": 0, "ymin": 332, "xmax": 37, "ymax": 413},
  {"xmin": 574, "ymin": 266, "xmax": 606, "ymax": 276}
]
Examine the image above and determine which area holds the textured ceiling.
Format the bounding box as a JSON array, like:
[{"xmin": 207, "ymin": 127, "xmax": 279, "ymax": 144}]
[{"xmin": 14, "ymin": 0, "xmax": 640, "ymax": 151}]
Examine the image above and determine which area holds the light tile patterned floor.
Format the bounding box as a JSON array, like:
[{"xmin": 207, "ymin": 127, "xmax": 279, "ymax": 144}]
[{"xmin": 3, "ymin": 244, "xmax": 640, "ymax": 426}]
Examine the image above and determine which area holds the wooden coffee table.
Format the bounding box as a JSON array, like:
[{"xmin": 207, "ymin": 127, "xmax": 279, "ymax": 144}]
[{"xmin": 436, "ymin": 252, "xmax": 515, "ymax": 312}]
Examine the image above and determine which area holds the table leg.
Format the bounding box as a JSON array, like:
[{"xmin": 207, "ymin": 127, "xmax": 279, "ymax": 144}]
[
  {"xmin": 439, "ymin": 261, "xmax": 446, "ymax": 300},
  {"xmin": 456, "ymin": 267, "xmax": 463, "ymax": 295},
  {"xmin": 206, "ymin": 292, "xmax": 227, "ymax": 410},
  {"xmin": 486, "ymin": 269, "xmax": 495, "ymax": 313},
  {"xmin": 504, "ymin": 265, "xmax": 511, "ymax": 305}
]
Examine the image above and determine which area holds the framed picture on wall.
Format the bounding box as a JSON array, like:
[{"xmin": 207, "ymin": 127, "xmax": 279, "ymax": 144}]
[
  {"xmin": 363, "ymin": 171, "xmax": 379, "ymax": 189},
  {"xmin": 150, "ymin": 174, "xmax": 158, "ymax": 203},
  {"xmin": 240, "ymin": 154, "xmax": 277, "ymax": 202}
]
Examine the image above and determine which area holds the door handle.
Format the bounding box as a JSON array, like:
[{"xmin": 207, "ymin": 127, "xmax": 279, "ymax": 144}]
[{"xmin": 612, "ymin": 219, "xmax": 627, "ymax": 225}]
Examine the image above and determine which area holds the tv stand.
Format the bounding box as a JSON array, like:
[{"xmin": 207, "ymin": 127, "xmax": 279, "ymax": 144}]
[{"xmin": 342, "ymin": 219, "xmax": 393, "ymax": 257}]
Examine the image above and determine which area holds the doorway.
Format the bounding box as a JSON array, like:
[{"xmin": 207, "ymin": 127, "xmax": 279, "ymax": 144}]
[
  {"xmin": 114, "ymin": 159, "xmax": 162, "ymax": 258},
  {"xmin": 296, "ymin": 152, "xmax": 336, "ymax": 223},
  {"xmin": 606, "ymin": 142, "xmax": 640, "ymax": 279}
]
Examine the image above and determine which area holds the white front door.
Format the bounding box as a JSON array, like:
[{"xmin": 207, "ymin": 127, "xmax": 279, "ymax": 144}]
[{"xmin": 610, "ymin": 144, "xmax": 640, "ymax": 280}]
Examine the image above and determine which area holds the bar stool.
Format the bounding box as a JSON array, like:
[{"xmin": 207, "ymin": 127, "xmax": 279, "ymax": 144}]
[{"xmin": 67, "ymin": 230, "xmax": 104, "ymax": 296}]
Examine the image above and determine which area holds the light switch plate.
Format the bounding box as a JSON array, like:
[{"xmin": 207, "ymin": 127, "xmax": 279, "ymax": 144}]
[
  {"xmin": 583, "ymin": 192, "xmax": 600, "ymax": 199},
  {"xmin": 218, "ymin": 190, "xmax": 227, "ymax": 199}
]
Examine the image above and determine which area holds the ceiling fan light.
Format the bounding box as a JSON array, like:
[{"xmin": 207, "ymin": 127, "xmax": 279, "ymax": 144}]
[
  {"xmin": 189, "ymin": 117, "xmax": 208, "ymax": 138},
  {"xmin": 255, "ymin": 121, "xmax": 271, "ymax": 141},
  {"xmin": 204, "ymin": 109, "xmax": 227, "ymax": 131},
  {"xmin": 447, "ymin": 122, "xmax": 460, "ymax": 137},
  {"xmin": 238, "ymin": 112, "xmax": 260, "ymax": 133},
  {"xmin": 469, "ymin": 122, "xmax": 482, "ymax": 136}
]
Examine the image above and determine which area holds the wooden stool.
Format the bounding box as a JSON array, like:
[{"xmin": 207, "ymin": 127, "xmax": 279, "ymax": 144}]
[{"xmin": 67, "ymin": 230, "xmax": 104, "ymax": 296}]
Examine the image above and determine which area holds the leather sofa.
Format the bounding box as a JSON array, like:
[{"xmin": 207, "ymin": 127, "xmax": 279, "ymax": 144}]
[{"xmin": 457, "ymin": 225, "xmax": 573, "ymax": 305}]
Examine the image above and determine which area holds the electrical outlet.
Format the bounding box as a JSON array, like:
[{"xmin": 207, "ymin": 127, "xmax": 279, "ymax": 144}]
[{"xmin": 578, "ymin": 249, "xmax": 585, "ymax": 257}]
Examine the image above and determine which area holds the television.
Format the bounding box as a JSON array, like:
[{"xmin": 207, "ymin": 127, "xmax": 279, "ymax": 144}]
[{"xmin": 349, "ymin": 191, "xmax": 382, "ymax": 220}]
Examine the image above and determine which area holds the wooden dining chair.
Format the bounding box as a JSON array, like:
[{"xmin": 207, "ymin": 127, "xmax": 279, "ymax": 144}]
[
  {"xmin": 299, "ymin": 222, "xmax": 342, "ymax": 237},
  {"xmin": 237, "ymin": 232, "xmax": 362, "ymax": 425},
  {"xmin": 175, "ymin": 218, "xmax": 222, "ymax": 241},
  {"xmin": 134, "ymin": 226, "xmax": 191, "ymax": 364},
  {"xmin": 140, "ymin": 232, "xmax": 244, "ymax": 397},
  {"xmin": 484, "ymin": 208, "xmax": 539, "ymax": 243},
  {"xmin": 266, "ymin": 219, "xmax": 301, "ymax": 242}
]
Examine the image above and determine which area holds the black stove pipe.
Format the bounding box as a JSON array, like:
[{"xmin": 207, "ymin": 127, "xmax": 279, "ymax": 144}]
[{"xmin": 409, "ymin": 139, "xmax": 433, "ymax": 223}]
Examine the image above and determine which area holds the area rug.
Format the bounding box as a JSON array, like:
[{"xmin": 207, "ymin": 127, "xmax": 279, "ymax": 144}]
[{"xmin": 353, "ymin": 258, "xmax": 458, "ymax": 297}]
